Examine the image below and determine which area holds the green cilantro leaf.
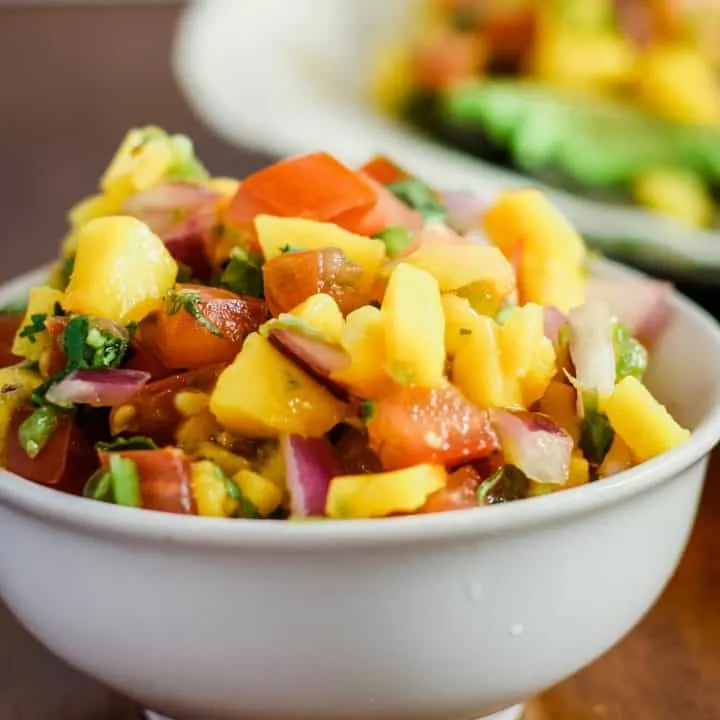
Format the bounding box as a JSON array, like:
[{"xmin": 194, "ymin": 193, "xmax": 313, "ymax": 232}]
[
  {"xmin": 579, "ymin": 410, "xmax": 614, "ymax": 465},
  {"xmin": 96, "ymin": 436, "xmax": 158, "ymax": 452},
  {"xmin": 18, "ymin": 313, "xmax": 48, "ymax": 344},
  {"xmin": 220, "ymin": 246, "xmax": 264, "ymax": 298},
  {"xmin": 386, "ymin": 178, "xmax": 448, "ymax": 224},
  {"xmin": 477, "ymin": 465, "xmax": 531, "ymax": 505},
  {"xmin": 166, "ymin": 289, "xmax": 224, "ymax": 337}
]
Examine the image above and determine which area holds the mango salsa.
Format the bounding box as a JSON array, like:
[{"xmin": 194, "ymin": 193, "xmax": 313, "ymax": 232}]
[{"xmin": 0, "ymin": 127, "xmax": 690, "ymax": 522}]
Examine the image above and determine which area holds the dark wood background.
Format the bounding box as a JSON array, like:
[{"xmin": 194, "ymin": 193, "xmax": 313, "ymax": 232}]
[{"xmin": 0, "ymin": 4, "xmax": 718, "ymax": 719}]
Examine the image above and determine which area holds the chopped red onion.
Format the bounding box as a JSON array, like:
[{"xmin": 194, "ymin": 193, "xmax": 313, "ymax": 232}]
[
  {"xmin": 46, "ymin": 369, "xmax": 150, "ymax": 407},
  {"xmin": 543, "ymin": 306, "xmax": 567, "ymax": 345},
  {"xmin": 123, "ymin": 182, "xmax": 219, "ymax": 237},
  {"xmin": 441, "ymin": 190, "xmax": 488, "ymax": 234},
  {"xmin": 267, "ymin": 328, "xmax": 351, "ymax": 401},
  {"xmin": 587, "ymin": 275, "xmax": 672, "ymax": 349},
  {"xmin": 568, "ymin": 300, "xmax": 616, "ymax": 407},
  {"xmin": 282, "ymin": 434, "xmax": 340, "ymax": 517},
  {"xmin": 490, "ymin": 409, "xmax": 572, "ymax": 485}
]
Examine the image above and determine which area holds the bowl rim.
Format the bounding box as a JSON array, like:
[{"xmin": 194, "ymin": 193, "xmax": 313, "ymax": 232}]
[{"xmin": 0, "ymin": 260, "xmax": 719, "ymax": 549}]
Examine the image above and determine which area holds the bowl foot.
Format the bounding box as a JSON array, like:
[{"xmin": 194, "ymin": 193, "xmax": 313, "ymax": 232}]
[{"xmin": 144, "ymin": 703, "xmax": 525, "ymax": 720}]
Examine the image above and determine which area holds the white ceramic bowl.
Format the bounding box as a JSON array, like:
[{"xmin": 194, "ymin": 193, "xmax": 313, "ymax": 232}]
[{"xmin": 1, "ymin": 260, "xmax": 719, "ymax": 720}]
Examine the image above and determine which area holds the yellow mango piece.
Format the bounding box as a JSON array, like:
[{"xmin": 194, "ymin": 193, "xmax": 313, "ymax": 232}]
[
  {"xmin": 501, "ymin": 304, "xmax": 557, "ymax": 406},
  {"xmin": 382, "ymin": 263, "xmax": 445, "ymax": 387},
  {"xmin": 101, "ymin": 126, "xmax": 175, "ymax": 196},
  {"xmin": 12, "ymin": 286, "xmax": 64, "ymax": 362},
  {"xmin": 483, "ymin": 189, "xmax": 587, "ymax": 313},
  {"xmin": 0, "ymin": 366, "xmax": 42, "ymax": 465},
  {"xmin": 637, "ymin": 45, "xmax": 720, "ymax": 126},
  {"xmin": 255, "ymin": 216, "xmax": 386, "ymax": 274},
  {"xmin": 604, "ymin": 376, "xmax": 690, "ymax": 462},
  {"xmin": 568, "ymin": 453, "xmax": 590, "ymax": 488},
  {"xmin": 332, "ymin": 305, "xmax": 392, "ymax": 399},
  {"xmin": 210, "ymin": 333, "xmax": 345, "ymax": 438},
  {"xmin": 533, "ymin": 27, "xmax": 636, "ymax": 91},
  {"xmin": 453, "ymin": 316, "xmax": 522, "ymax": 409},
  {"xmin": 441, "ymin": 294, "xmax": 485, "ymax": 356},
  {"xmin": 234, "ymin": 469, "xmax": 283, "ymax": 517},
  {"xmin": 539, "ymin": 381, "xmax": 579, "ymax": 443},
  {"xmin": 633, "ymin": 170, "xmax": 713, "ymax": 229},
  {"xmin": 256, "ymin": 443, "xmax": 287, "ymax": 489},
  {"xmin": 69, "ymin": 191, "xmax": 125, "ymax": 230},
  {"xmin": 204, "ymin": 177, "xmax": 240, "ymax": 198},
  {"xmin": 403, "ymin": 244, "xmax": 515, "ymax": 296},
  {"xmin": 370, "ymin": 41, "xmax": 414, "ymax": 113},
  {"xmin": 191, "ymin": 461, "xmax": 238, "ymax": 518},
  {"xmin": 62, "ymin": 216, "xmax": 178, "ymax": 324},
  {"xmin": 326, "ymin": 464, "xmax": 447, "ymax": 519},
  {"xmin": 290, "ymin": 294, "xmax": 344, "ymax": 344},
  {"xmin": 197, "ymin": 441, "xmax": 250, "ymax": 477}
]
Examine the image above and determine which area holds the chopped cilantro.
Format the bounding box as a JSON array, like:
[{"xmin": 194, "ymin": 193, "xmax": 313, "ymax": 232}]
[
  {"xmin": 386, "ymin": 178, "xmax": 448, "ymax": 224},
  {"xmin": 280, "ymin": 244, "xmax": 304, "ymax": 254},
  {"xmin": 18, "ymin": 313, "xmax": 48, "ymax": 344},
  {"xmin": 372, "ymin": 226, "xmax": 414, "ymax": 259},
  {"xmin": 64, "ymin": 316, "xmax": 129, "ymax": 370},
  {"xmin": 166, "ymin": 289, "xmax": 224, "ymax": 337},
  {"xmin": 212, "ymin": 464, "xmax": 260, "ymax": 518},
  {"xmin": 613, "ymin": 321, "xmax": 648, "ymax": 381},
  {"xmin": 579, "ymin": 410, "xmax": 614, "ymax": 465},
  {"xmin": 96, "ymin": 436, "xmax": 158, "ymax": 452},
  {"xmin": 18, "ymin": 405, "xmax": 60, "ymax": 458},
  {"xmin": 220, "ymin": 246, "xmax": 264, "ymax": 298},
  {"xmin": 477, "ymin": 465, "xmax": 531, "ymax": 505},
  {"xmin": 359, "ymin": 400, "xmax": 376, "ymax": 423}
]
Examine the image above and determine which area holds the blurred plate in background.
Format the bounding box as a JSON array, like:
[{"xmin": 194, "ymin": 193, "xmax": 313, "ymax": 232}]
[{"xmin": 173, "ymin": 0, "xmax": 720, "ymax": 284}]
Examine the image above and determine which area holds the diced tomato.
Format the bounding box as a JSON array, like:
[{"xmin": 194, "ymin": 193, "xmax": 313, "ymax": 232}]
[
  {"xmin": 123, "ymin": 334, "xmax": 174, "ymax": 381},
  {"xmin": 110, "ymin": 364, "xmax": 225, "ymax": 445},
  {"xmin": 419, "ymin": 464, "xmax": 482, "ymax": 513},
  {"xmin": 225, "ymin": 152, "xmax": 378, "ymax": 233},
  {"xmin": 44, "ymin": 316, "xmax": 68, "ymax": 377},
  {"xmin": 412, "ymin": 31, "xmax": 485, "ymax": 90},
  {"xmin": 6, "ymin": 404, "xmax": 98, "ymax": 495},
  {"xmin": 484, "ymin": 8, "xmax": 535, "ymax": 70},
  {"xmin": 359, "ymin": 156, "xmax": 410, "ymax": 186},
  {"xmin": 139, "ymin": 284, "xmax": 266, "ymax": 370},
  {"xmin": 98, "ymin": 447, "xmax": 196, "ymax": 515},
  {"xmin": 0, "ymin": 314, "xmax": 23, "ymax": 368},
  {"xmin": 263, "ymin": 248, "xmax": 372, "ymax": 316},
  {"xmin": 367, "ymin": 382, "xmax": 499, "ymax": 470},
  {"xmin": 334, "ymin": 177, "xmax": 424, "ymax": 236}
]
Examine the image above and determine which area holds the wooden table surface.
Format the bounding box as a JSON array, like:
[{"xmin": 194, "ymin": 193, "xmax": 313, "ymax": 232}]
[{"xmin": 0, "ymin": 5, "xmax": 718, "ymax": 720}]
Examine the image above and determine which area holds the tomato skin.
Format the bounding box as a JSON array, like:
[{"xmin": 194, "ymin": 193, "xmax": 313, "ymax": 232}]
[
  {"xmin": 140, "ymin": 284, "xmax": 266, "ymax": 370},
  {"xmin": 358, "ymin": 156, "xmax": 409, "ymax": 186},
  {"xmin": 368, "ymin": 382, "xmax": 499, "ymax": 470},
  {"xmin": 99, "ymin": 448, "xmax": 196, "ymax": 515},
  {"xmin": 6, "ymin": 404, "xmax": 98, "ymax": 495},
  {"xmin": 44, "ymin": 316, "xmax": 68, "ymax": 377},
  {"xmin": 110, "ymin": 363, "xmax": 225, "ymax": 446},
  {"xmin": 263, "ymin": 248, "xmax": 372, "ymax": 317},
  {"xmin": 123, "ymin": 334, "xmax": 174, "ymax": 381},
  {"xmin": 0, "ymin": 314, "xmax": 23, "ymax": 368},
  {"xmin": 419, "ymin": 465, "xmax": 481, "ymax": 513}
]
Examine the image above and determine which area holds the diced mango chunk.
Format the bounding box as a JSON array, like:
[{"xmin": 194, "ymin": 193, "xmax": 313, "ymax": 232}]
[
  {"xmin": 191, "ymin": 460, "xmax": 238, "ymax": 518},
  {"xmin": 441, "ymin": 294, "xmax": 485, "ymax": 356},
  {"xmin": 210, "ymin": 333, "xmax": 345, "ymax": 438},
  {"xmin": 403, "ymin": 243, "xmax": 515, "ymax": 296},
  {"xmin": 326, "ymin": 464, "xmax": 447, "ymax": 518},
  {"xmin": 483, "ymin": 189, "xmax": 586, "ymax": 312},
  {"xmin": 501, "ymin": 304, "xmax": 557, "ymax": 406},
  {"xmin": 332, "ymin": 305, "xmax": 393, "ymax": 399},
  {"xmin": 382, "ymin": 263, "xmax": 445, "ymax": 387},
  {"xmin": 69, "ymin": 191, "xmax": 125, "ymax": 230},
  {"xmin": 255, "ymin": 216, "xmax": 386, "ymax": 273},
  {"xmin": 234, "ymin": 468, "xmax": 283, "ymax": 517},
  {"xmin": 453, "ymin": 316, "xmax": 522, "ymax": 409},
  {"xmin": 12, "ymin": 286, "xmax": 64, "ymax": 362},
  {"xmin": 568, "ymin": 453, "xmax": 590, "ymax": 488},
  {"xmin": 62, "ymin": 216, "xmax": 178, "ymax": 324},
  {"xmin": 290, "ymin": 294, "xmax": 344, "ymax": 344},
  {"xmin": 539, "ymin": 381, "xmax": 579, "ymax": 443},
  {"xmin": 604, "ymin": 376, "xmax": 690, "ymax": 462}
]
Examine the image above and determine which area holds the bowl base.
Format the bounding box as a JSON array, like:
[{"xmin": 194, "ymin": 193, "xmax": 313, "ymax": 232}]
[{"xmin": 144, "ymin": 704, "xmax": 525, "ymax": 720}]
